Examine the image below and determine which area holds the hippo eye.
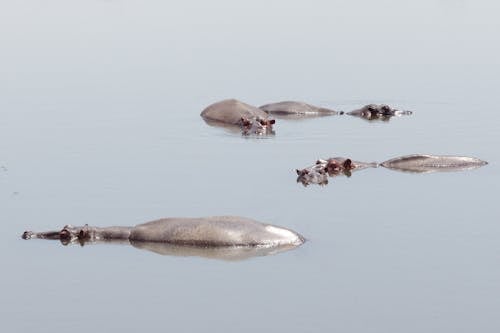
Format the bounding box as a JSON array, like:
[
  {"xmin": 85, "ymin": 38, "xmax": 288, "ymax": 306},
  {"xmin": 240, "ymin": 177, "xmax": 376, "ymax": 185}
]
[
  {"xmin": 367, "ymin": 105, "xmax": 376, "ymax": 112},
  {"xmin": 381, "ymin": 105, "xmax": 390, "ymax": 111},
  {"xmin": 259, "ymin": 119, "xmax": 266, "ymax": 126}
]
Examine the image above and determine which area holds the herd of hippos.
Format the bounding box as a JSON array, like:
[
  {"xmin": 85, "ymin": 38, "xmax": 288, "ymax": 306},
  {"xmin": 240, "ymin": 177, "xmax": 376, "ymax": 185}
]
[{"xmin": 23, "ymin": 99, "xmax": 488, "ymax": 260}]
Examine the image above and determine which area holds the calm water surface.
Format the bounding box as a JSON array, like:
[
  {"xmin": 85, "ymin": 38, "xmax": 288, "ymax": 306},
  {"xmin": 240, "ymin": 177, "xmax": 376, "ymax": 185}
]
[{"xmin": 1, "ymin": 1, "xmax": 499, "ymax": 332}]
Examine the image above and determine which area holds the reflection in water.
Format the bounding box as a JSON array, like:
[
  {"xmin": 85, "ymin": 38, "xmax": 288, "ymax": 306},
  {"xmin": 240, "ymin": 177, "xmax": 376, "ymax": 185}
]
[
  {"xmin": 130, "ymin": 241, "xmax": 300, "ymax": 261},
  {"xmin": 202, "ymin": 118, "xmax": 276, "ymax": 137},
  {"xmin": 297, "ymin": 155, "xmax": 488, "ymax": 186},
  {"xmin": 21, "ymin": 237, "xmax": 300, "ymax": 261}
]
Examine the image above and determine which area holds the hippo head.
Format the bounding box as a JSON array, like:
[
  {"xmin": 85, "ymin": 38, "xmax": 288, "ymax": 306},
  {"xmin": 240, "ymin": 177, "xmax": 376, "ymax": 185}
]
[
  {"xmin": 323, "ymin": 158, "xmax": 355, "ymax": 176},
  {"xmin": 364, "ymin": 104, "xmax": 396, "ymax": 117},
  {"xmin": 22, "ymin": 225, "xmax": 91, "ymax": 246},
  {"xmin": 360, "ymin": 104, "xmax": 407, "ymax": 120},
  {"xmin": 324, "ymin": 159, "xmax": 342, "ymax": 175},
  {"xmin": 240, "ymin": 117, "xmax": 275, "ymax": 136},
  {"xmin": 379, "ymin": 104, "xmax": 396, "ymax": 115},
  {"xmin": 295, "ymin": 166, "xmax": 328, "ymax": 186}
]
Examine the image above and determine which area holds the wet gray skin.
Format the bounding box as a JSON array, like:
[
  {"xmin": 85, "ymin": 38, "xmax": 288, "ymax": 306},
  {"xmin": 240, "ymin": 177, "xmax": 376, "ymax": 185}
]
[
  {"xmin": 347, "ymin": 104, "xmax": 412, "ymax": 121},
  {"xmin": 201, "ymin": 99, "xmax": 275, "ymax": 135},
  {"xmin": 381, "ymin": 154, "xmax": 488, "ymax": 173},
  {"xmin": 296, "ymin": 157, "xmax": 378, "ymax": 186},
  {"xmin": 21, "ymin": 216, "xmax": 305, "ymax": 261},
  {"xmin": 259, "ymin": 101, "xmax": 342, "ymax": 119}
]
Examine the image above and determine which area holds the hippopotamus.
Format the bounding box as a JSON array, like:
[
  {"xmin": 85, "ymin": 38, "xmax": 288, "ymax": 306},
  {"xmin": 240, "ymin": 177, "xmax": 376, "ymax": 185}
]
[
  {"xmin": 22, "ymin": 216, "xmax": 305, "ymax": 260},
  {"xmin": 296, "ymin": 157, "xmax": 378, "ymax": 186},
  {"xmin": 381, "ymin": 154, "xmax": 488, "ymax": 173},
  {"xmin": 347, "ymin": 104, "xmax": 412, "ymax": 121},
  {"xmin": 201, "ymin": 99, "xmax": 275, "ymax": 135},
  {"xmin": 296, "ymin": 154, "xmax": 487, "ymax": 186},
  {"xmin": 259, "ymin": 101, "xmax": 342, "ymax": 119}
]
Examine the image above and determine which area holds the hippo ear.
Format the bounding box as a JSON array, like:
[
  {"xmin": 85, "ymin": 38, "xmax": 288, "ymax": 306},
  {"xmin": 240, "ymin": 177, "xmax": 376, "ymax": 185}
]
[
  {"xmin": 296, "ymin": 169, "xmax": 301, "ymax": 175},
  {"xmin": 269, "ymin": 119, "xmax": 275, "ymax": 125}
]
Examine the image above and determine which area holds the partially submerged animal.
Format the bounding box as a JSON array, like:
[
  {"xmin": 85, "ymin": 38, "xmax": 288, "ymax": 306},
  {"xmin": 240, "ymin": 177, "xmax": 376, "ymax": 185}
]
[
  {"xmin": 296, "ymin": 157, "xmax": 378, "ymax": 186},
  {"xmin": 347, "ymin": 104, "xmax": 412, "ymax": 121},
  {"xmin": 381, "ymin": 154, "xmax": 488, "ymax": 173},
  {"xmin": 201, "ymin": 99, "xmax": 275, "ymax": 135},
  {"xmin": 259, "ymin": 101, "xmax": 342, "ymax": 119},
  {"xmin": 22, "ymin": 216, "xmax": 305, "ymax": 261},
  {"xmin": 296, "ymin": 154, "xmax": 488, "ymax": 185}
]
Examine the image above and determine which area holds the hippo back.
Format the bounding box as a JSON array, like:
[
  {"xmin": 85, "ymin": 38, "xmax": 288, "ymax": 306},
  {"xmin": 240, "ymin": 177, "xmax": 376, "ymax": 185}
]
[
  {"xmin": 201, "ymin": 99, "xmax": 269, "ymax": 125},
  {"xmin": 381, "ymin": 154, "xmax": 488, "ymax": 173},
  {"xmin": 259, "ymin": 101, "xmax": 337, "ymax": 116},
  {"xmin": 130, "ymin": 216, "xmax": 304, "ymax": 247}
]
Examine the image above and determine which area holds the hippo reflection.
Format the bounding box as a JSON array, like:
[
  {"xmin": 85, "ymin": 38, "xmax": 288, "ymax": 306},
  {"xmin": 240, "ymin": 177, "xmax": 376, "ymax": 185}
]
[
  {"xmin": 296, "ymin": 154, "xmax": 487, "ymax": 186},
  {"xmin": 347, "ymin": 104, "xmax": 412, "ymax": 121},
  {"xmin": 259, "ymin": 101, "xmax": 342, "ymax": 119},
  {"xmin": 201, "ymin": 99, "xmax": 275, "ymax": 135},
  {"xmin": 22, "ymin": 216, "xmax": 304, "ymax": 261}
]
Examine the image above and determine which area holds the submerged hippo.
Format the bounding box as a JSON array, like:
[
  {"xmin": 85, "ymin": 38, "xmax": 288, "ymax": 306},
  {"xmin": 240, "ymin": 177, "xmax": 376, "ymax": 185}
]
[
  {"xmin": 22, "ymin": 216, "xmax": 305, "ymax": 261},
  {"xmin": 201, "ymin": 99, "xmax": 275, "ymax": 135},
  {"xmin": 381, "ymin": 154, "xmax": 488, "ymax": 173},
  {"xmin": 259, "ymin": 101, "xmax": 342, "ymax": 119},
  {"xmin": 296, "ymin": 154, "xmax": 487, "ymax": 186},
  {"xmin": 347, "ymin": 104, "xmax": 412, "ymax": 121},
  {"xmin": 296, "ymin": 157, "xmax": 378, "ymax": 186}
]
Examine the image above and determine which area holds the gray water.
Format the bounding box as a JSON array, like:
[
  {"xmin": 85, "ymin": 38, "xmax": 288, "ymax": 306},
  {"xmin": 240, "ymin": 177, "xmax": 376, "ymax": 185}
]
[{"xmin": 1, "ymin": 1, "xmax": 499, "ymax": 332}]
